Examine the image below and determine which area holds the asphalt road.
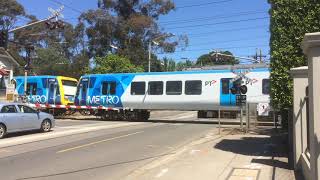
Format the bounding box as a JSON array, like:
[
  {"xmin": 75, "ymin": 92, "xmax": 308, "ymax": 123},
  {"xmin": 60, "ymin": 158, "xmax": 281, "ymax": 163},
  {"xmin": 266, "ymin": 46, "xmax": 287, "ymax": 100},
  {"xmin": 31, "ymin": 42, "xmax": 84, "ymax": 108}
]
[{"xmin": 0, "ymin": 111, "xmax": 217, "ymax": 180}]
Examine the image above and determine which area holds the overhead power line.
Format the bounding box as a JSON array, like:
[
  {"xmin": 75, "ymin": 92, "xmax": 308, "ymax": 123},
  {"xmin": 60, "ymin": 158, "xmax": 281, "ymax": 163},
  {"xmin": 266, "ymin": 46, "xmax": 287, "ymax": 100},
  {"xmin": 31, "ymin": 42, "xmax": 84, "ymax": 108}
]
[
  {"xmin": 177, "ymin": 0, "xmax": 233, "ymax": 9},
  {"xmin": 165, "ymin": 17, "xmax": 269, "ymax": 30},
  {"xmin": 49, "ymin": 0, "xmax": 83, "ymax": 14},
  {"xmin": 186, "ymin": 25, "xmax": 268, "ymax": 37},
  {"xmin": 160, "ymin": 10, "xmax": 267, "ymax": 25},
  {"xmin": 160, "ymin": 45, "xmax": 269, "ymax": 54},
  {"xmin": 188, "ymin": 36, "xmax": 269, "ymax": 47}
]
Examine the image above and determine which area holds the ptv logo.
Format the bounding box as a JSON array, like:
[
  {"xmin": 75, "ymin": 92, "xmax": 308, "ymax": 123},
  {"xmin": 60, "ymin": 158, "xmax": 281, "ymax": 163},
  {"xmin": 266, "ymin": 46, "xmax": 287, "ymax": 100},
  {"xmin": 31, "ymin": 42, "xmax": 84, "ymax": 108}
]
[
  {"xmin": 205, "ymin": 80, "xmax": 217, "ymax": 86},
  {"xmin": 246, "ymin": 78, "xmax": 258, "ymax": 85}
]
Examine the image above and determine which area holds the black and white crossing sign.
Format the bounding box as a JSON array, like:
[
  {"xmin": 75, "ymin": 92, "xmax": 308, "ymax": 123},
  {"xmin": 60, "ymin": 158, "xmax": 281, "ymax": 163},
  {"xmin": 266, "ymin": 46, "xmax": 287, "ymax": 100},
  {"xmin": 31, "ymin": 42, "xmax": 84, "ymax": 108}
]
[{"xmin": 230, "ymin": 68, "xmax": 257, "ymax": 85}]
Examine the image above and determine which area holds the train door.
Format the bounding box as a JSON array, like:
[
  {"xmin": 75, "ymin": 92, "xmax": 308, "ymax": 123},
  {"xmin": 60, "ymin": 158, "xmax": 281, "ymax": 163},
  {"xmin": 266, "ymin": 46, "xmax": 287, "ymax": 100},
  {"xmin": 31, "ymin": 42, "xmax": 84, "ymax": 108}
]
[
  {"xmin": 78, "ymin": 78, "xmax": 89, "ymax": 105},
  {"xmin": 26, "ymin": 82, "xmax": 37, "ymax": 103},
  {"xmin": 47, "ymin": 78, "xmax": 57, "ymax": 104},
  {"xmin": 220, "ymin": 78, "xmax": 239, "ymax": 106}
]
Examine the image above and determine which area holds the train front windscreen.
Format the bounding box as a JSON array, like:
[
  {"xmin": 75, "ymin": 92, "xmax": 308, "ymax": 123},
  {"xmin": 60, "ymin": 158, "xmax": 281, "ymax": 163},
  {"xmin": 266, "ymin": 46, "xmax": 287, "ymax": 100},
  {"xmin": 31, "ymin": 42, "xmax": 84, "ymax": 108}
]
[{"xmin": 62, "ymin": 80, "xmax": 78, "ymax": 103}]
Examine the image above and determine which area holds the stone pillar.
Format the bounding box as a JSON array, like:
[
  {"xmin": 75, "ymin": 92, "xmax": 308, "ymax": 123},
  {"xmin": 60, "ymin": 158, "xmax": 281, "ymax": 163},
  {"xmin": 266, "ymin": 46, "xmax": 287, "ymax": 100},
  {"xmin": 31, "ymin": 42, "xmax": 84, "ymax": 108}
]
[{"xmin": 302, "ymin": 32, "xmax": 320, "ymax": 180}]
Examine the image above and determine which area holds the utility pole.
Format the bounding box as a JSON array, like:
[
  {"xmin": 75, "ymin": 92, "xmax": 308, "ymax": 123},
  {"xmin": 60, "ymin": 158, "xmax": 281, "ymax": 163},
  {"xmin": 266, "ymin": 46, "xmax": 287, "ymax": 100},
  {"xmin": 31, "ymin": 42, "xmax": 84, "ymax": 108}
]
[
  {"xmin": 250, "ymin": 48, "xmax": 266, "ymax": 64},
  {"xmin": 24, "ymin": 44, "xmax": 34, "ymax": 96},
  {"xmin": 0, "ymin": 31, "xmax": 8, "ymax": 49},
  {"xmin": 148, "ymin": 41, "xmax": 151, "ymax": 72}
]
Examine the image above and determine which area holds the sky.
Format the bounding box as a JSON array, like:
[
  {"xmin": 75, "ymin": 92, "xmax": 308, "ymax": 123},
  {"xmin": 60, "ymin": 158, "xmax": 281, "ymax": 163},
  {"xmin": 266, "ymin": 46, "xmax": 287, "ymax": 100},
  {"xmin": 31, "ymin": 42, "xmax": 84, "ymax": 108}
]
[{"xmin": 16, "ymin": 0, "xmax": 271, "ymax": 64}]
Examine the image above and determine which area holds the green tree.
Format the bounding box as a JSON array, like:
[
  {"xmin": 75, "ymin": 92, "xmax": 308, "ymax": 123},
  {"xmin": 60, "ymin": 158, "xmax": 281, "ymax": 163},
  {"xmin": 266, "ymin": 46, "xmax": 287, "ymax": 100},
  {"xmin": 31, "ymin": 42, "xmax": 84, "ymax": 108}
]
[
  {"xmin": 161, "ymin": 57, "xmax": 177, "ymax": 71},
  {"xmin": 168, "ymin": 59, "xmax": 176, "ymax": 71},
  {"xmin": 32, "ymin": 47, "xmax": 70, "ymax": 76},
  {"xmin": 79, "ymin": 0, "xmax": 188, "ymax": 70},
  {"xmin": 176, "ymin": 60, "xmax": 195, "ymax": 71},
  {"xmin": 0, "ymin": 0, "xmax": 29, "ymax": 31},
  {"xmin": 91, "ymin": 54, "xmax": 144, "ymax": 74},
  {"xmin": 196, "ymin": 50, "xmax": 239, "ymax": 66},
  {"xmin": 269, "ymin": 0, "xmax": 320, "ymax": 109}
]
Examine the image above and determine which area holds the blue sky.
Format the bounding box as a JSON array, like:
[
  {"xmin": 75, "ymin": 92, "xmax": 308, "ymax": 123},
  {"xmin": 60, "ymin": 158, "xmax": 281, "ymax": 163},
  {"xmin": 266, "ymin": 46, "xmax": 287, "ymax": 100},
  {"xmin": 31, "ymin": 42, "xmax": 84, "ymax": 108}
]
[{"xmin": 17, "ymin": 0, "xmax": 270, "ymax": 63}]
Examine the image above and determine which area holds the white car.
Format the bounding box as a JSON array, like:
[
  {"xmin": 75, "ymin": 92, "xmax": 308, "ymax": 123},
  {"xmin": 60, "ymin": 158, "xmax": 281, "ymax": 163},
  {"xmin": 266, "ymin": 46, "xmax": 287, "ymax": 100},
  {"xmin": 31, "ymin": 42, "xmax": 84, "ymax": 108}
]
[{"xmin": 0, "ymin": 103, "xmax": 55, "ymax": 139}]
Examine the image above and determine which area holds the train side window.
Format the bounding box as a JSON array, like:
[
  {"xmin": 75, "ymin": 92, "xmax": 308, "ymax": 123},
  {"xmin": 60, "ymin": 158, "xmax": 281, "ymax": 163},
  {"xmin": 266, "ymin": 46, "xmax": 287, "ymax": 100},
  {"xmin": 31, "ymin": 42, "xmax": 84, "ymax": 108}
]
[
  {"xmin": 221, "ymin": 79, "xmax": 230, "ymax": 94},
  {"xmin": 102, "ymin": 81, "xmax": 116, "ymax": 95},
  {"xmin": 148, "ymin": 81, "xmax": 163, "ymax": 95},
  {"xmin": 262, "ymin": 79, "xmax": 270, "ymax": 95},
  {"xmin": 166, "ymin": 81, "xmax": 182, "ymax": 95},
  {"xmin": 131, "ymin": 82, "xmax": 145, "ymax": 95},
  {"xmin": 185, "ymin": 80, "xmax": 202, "ymax": 95}
]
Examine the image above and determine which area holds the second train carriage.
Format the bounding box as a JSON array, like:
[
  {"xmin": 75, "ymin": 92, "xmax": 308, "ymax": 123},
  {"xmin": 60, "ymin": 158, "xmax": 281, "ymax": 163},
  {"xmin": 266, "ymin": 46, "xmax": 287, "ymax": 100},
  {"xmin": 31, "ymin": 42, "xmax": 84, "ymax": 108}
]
[
  {"xmin": 13, "ymin": 76, "xmax": 78, "ymax": 106},
  {"xmin": 75, "ymin": 65, "xmax": 270, "ymax": 120}
]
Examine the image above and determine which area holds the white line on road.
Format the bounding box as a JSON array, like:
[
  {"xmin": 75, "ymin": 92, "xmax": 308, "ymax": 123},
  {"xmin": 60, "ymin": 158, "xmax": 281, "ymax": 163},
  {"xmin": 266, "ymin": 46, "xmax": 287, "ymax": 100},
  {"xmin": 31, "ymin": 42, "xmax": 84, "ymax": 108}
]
[
  {"xmin": 57, "ymin": 131, "xmax": 144, "ymax": 153},
  {"xmin": 189, "ymin": 149, "xmax": 201, "ymax": 155},
  {"xmin": 155, "ymin": 168, "xmax": 169, "ymax": 178}
]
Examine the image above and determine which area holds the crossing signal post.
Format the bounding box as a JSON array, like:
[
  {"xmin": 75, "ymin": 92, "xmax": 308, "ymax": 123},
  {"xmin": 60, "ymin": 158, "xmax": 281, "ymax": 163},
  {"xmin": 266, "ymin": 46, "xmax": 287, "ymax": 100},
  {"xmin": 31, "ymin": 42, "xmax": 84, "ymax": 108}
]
[
  {"xmin": 230, "ymin": 82, "xmax": 248, "ymax": 130},
  {"xmin": 0, "ymin": 31, "xmax": 8, "ymax": 49}
]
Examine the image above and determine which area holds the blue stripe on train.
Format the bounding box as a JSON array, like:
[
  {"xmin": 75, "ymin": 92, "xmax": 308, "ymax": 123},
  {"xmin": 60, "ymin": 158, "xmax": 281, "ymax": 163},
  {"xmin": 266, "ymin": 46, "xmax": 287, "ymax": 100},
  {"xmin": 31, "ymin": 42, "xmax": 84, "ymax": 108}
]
[{"xmin": 75, "ymin": 74, "xmax": 135, "ymax": 107}]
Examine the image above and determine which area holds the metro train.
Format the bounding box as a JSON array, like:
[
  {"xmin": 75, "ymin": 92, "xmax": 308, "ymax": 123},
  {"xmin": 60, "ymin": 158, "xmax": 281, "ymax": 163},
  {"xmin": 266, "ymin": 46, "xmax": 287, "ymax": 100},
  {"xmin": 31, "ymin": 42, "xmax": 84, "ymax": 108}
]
[
  {"xmin": 13, "ymin": 76, "xmax": 78, "ymax": 106},
  {"xmin": 74, "ymin": 65, "xmax": 270, "ymax": 120}
]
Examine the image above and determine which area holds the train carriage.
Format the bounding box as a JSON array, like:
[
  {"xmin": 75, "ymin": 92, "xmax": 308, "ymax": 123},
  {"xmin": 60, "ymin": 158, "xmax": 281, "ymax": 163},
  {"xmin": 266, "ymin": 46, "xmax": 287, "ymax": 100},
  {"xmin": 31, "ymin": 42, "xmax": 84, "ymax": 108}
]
[
  {"xmin": 13, "ymin": 76, "xmax": 78, "ymax": 106},
  {"xmin": 75, "ymin": 65, "xmax": 270, "ymax": 120}
]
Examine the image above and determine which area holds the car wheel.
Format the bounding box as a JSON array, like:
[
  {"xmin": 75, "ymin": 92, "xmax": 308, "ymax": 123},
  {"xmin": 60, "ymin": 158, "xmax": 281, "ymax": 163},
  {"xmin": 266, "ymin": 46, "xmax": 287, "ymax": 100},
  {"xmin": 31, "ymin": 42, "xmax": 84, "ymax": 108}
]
[
  {"xmin": 40, "ymin": 119, "xmax": 51, "ymax": 132},
  {"xmin": 0, "ymin": 124, "xmax": 6, "ymax": 139}
]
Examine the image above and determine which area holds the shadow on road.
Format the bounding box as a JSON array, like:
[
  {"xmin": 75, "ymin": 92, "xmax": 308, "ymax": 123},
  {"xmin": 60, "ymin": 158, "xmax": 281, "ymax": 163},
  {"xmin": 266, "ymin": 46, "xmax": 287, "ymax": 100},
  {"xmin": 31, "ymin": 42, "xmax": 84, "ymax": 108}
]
[
  {"xmin": 4, "ymin": 130, "xmax": 51, "ymax": 139},
  {"xmin": 214, "ymin": 135, "xmax": 288, "ymax": 157},
  {"xmin": 213, "ymin": 130, "xmax": 298, "ymax": 180}
]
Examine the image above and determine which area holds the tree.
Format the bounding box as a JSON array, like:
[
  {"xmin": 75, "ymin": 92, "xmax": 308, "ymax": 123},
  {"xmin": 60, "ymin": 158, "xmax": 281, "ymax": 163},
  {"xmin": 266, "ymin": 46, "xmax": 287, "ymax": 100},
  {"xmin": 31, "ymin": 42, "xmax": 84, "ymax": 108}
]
[
  {"xmin": 269, "ymin": 0, "xmax": 320, "ymax": 109},
  {"xmin": 167, "ymin": 59, "xmax": 176, "ymax": 71},
  {"xmin": 0, "ymin": 0, "xmax": 29, "ymax": 31},
  {"xmin": 79, "ymin": 0, "xmax": 188, "ymax": 70},
  {"xmin": 91, "ymin": 54, "xmax": 144, "ymax": 74},
  {"xmin": 196, "ymin": 50, "xmax": 239, "ymax": 66},
  {"xmin": 32, "ymin": 47, "xmax": 70, "ymax": 76},
  {"xmin": 176, "ymin": 60, "xmax": 195, "ymax": 71}
]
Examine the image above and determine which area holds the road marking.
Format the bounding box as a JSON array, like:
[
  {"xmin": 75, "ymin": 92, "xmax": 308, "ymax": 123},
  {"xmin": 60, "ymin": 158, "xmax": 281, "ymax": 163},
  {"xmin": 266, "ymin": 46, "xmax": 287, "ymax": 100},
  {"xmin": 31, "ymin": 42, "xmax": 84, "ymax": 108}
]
[
  {"xmin": 57, "ymin": 131, "xmax": 144, "ymax": 153},
  {"xmin": 155, "ymin": 168, "xmax": 168, "ymax": 178},
  {"xmin": 244, "ymin": 163, "xmax": 262, "ymax": 169},
  {"xmin": 0, "ymin": 149, "xmax": 10, "ymax": 153},
  {"xmin": 189, "ymin": 149, "xmax": 201, "ymax": 155},
  {"xmin": 147, "ymin": 145, "xmax": 157, "ymax": 148}
]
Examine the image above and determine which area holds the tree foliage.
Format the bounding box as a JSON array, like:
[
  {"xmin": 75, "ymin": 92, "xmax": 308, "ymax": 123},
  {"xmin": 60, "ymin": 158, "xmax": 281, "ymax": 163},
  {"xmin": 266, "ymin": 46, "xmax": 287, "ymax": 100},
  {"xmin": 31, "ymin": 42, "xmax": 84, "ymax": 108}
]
[
  {"xmin": 0, "ymin": 0, "xmax": 28, "ymax": 31},
  {"xmin": 162, "ymin": 57, "xmax": 176, "ymax": 71},
  {"xmin": 91, "ymin": 54, "xmax": 144, "ymax": 74},
  {"xmin": 176, "ymin": 60, "xmax": 194, "ymax": 71},
  {"xmin": 80, "ymin": 0, "xmax": 188, "ymax": 69},
  {"xmin": 31, "ymin": 47, "xmax": 89, "ymax": 78},
  {"xmin": 269, "ymin": 0, "xmax": 320, "ymax": 109},
  {"xmin": 196, "ymin": 50, "xmax": 239, "ymax": 66},
  {"xmin": 2, "ymin": 0, "xmax": 187, "ymax": 77}
]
